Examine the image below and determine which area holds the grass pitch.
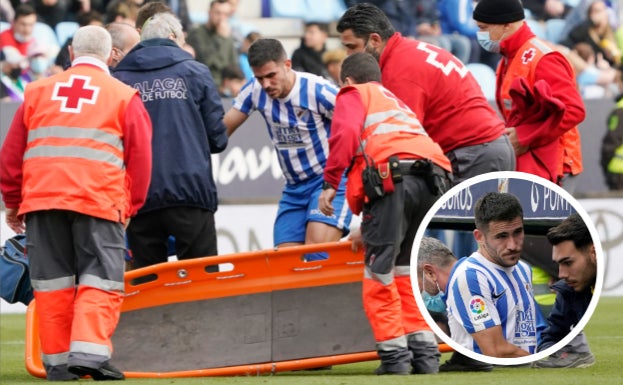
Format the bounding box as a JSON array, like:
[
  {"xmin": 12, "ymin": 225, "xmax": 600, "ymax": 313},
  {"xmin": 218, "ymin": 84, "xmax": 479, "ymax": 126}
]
[{"xmin": 1, "ymin": 297, "xmax": 621, "ymax": 384}]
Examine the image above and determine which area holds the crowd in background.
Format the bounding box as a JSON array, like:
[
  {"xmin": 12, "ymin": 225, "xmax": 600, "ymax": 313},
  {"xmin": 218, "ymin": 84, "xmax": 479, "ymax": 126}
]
[
  {"xmin": 3, "ymin": 0, "xmax": 623, "ymax": 101},
  {"xmin": 0, "ymin": 1, "xmax": 611, "ymax": 378},
  {"xmin": 4, "ymin": 0, "xmax": 623, "ymax": 191}
]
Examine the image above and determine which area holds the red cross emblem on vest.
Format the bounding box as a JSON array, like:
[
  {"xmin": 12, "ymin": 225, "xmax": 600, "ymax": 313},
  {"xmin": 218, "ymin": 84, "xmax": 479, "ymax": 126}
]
[
  {"xmin": 521, "ymin": 48, "xmax": 537, "ymax": 65},
  {"xmin": 51, "ymin": 75, "xmax": 100, "ymax": 113}
]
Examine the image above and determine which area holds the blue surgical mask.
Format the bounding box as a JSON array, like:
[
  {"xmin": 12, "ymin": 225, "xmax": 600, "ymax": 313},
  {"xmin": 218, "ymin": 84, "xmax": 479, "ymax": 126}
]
[
  {"xmin": 423, "ymin": 290, "xmax": 447, "ymax": 314},
  {"xmin": 422, "ymin": 271, "xmax": 447, "ymax": 314},
  {"xmin": 477, "ymin": 30, "xmax": 501, "ymax": 53},
  {"xmin": 30, "ymin": 57, "xmax": 48, "ymax": 75}
]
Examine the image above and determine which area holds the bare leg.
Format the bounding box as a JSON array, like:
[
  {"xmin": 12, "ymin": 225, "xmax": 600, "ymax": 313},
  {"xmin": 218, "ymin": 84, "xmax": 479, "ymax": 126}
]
[{"xmin": 305, "ymin": 221, "xmax": 344, "ymax": 244}]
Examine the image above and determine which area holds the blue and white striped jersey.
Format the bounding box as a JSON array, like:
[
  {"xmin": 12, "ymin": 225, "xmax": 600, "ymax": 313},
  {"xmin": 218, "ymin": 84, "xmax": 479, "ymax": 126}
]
[
  {"xmin": 232, "ymin": 71, "xmax": 338, "ymax": 185},
  {"xmin": 446, "ymin": 251, "xmax": 539, "ymax": 355}
]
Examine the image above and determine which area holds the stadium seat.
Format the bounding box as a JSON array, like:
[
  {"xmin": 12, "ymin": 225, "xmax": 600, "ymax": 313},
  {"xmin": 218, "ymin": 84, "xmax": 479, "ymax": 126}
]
[
  {"xmin": 546, "ymin": 19, "xmax": 567, "ymax": 44},
  {"xmin": 190, "ymin": 11, "xmax": 207, "ymax": 26},
  {"xmin": 33, "ymin": 22, "xmax": 60, "ymax": 53},
  {"xmin": 563, "ymin": 0, "xmax": 581, "ymax": 6},
  {"xmin": 243, "ymin": 17, "xmax": 303, "ymax": 38},
  {"xmin": 32, "ymin": 22, "xmax": 61, "ymax": 67},
  {"xmin": 269, "ymin": 0, "xmax": 307, "ymax": 18},
  {"xmin": 466, "ymin": 63, "xmax": 497, "ymax": 101},
  {"xmin": 55, "ymin": 21, "xmax": 79, "ymax": 46},
  {"xmin": 525, "ymin": 19, "xmax": 546, "ymax": 40},
  {"xmin": 236, "ymin": 0, "xmax": 263, "ymax": 19},
  {"xmin": 269, "ymin": 0, "xmax": 346, "ymax": 23}
]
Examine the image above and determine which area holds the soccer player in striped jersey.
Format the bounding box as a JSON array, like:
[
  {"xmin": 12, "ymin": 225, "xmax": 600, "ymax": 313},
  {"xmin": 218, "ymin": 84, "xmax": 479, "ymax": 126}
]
[
  {"xmin": 446, "ymin": 192, "xmax": 543, "ymax": 357},
  {"xmin": 223, "ymin": 38, "xmax": 352, "ymax": 259}
]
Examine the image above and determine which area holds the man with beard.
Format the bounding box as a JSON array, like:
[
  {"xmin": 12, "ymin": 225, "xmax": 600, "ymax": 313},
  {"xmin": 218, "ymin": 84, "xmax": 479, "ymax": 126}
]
[
  {"xmin": 446, "ymin": 192, "xmax": 543, "ymax": 357},
  {"xmin": 186, "ymin": 0, "xmax": 238, "ymax": 88},
  {"xmin": 533, "ymin": 213, "xmax": 597, "ymax": 368},
  {"xmin": 224, "ymin": 38, "xmax": 352, "ymax": 262},
  {"xmin": 337, "ymin": 3, "xmax": 514, "ymax": 186}
]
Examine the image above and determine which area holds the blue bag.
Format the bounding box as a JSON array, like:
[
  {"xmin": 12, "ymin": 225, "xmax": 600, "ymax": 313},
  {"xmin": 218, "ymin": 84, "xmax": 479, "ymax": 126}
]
[{"xmin": 0, "ymin": 234, "xmax": 34, "ymax": 305}]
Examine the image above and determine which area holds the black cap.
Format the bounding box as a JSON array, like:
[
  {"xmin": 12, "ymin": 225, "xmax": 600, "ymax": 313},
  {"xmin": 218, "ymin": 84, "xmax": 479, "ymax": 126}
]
[{"xmin": 473, "ymin": 0, "xmax": 525, "ymax": 24}]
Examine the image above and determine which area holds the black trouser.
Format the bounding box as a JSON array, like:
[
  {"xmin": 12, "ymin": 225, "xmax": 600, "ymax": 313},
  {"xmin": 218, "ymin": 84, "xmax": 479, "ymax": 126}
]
[
  {"xmin": 361, "ymin": 174, "xmax": 439, "ymax": 273},
  {"xmin": 127, "ymin": 206, "xmax": 217, "ymax": 268}
]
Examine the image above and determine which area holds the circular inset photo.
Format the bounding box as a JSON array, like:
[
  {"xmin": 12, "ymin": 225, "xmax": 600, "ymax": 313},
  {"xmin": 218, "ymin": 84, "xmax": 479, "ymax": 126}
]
[{"xmin": 411, "ymin": 171, "xmax": 604, "ymax": 367}]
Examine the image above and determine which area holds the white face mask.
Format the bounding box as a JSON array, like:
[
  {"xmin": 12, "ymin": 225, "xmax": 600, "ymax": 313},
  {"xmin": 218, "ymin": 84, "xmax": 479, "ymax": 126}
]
[
  {"xmin": 13, "ymin": 32, "xmax": 31, "ymax": 43},
  {"xmin": 476, "ymin": 30, "xmax": 501, "ymax": 53}
]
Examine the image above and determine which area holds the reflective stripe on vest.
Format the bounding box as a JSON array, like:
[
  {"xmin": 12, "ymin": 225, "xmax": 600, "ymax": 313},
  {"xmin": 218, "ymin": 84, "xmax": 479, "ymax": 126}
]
[
  {"xmin": 31, "ymin": 276, "xmax": 75, "ymax": 292},
  {"xmin": 366, "ymin": 110, "xmax": 428, "ymax": 135},
  {"xmin": 357, "ymin": 94, "xmax": 428, "ymax": 153},
  {"xmin": 19, "ymin": 65, "xmax": 135, "ymax": 222},
  {"xmin": 340, "ymin": 83, "xmax": 451, "ymax": 214},
  {"xmin": 25, "ymin": 126, "xmax": 124, "ymax": 169},
  {"xmin": 608, "ymin": 148, "xmax": 623, "ymax": 173}
]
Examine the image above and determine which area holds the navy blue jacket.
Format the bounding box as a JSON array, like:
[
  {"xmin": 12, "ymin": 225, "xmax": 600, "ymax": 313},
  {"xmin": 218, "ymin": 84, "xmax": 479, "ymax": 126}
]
[
  {"xmin": 114, "ymin": 38, "xmax": 227, "ymax": 213},
  {"xmin": 538, "ymin": 279, "xmax": 593, "ymax": 351}
]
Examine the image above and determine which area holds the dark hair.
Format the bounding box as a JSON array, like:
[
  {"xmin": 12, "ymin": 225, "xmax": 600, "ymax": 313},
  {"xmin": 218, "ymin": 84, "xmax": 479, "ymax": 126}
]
[
  {"xmin": 474, "ymin": 192, "xmax": 523, "ymax": 232},
  {"xmin": 245, "ymin": 31, "xmax": 262, "ymax": 43},
  {"xmin": 105, "ymin": 0, "xmax": 140, "ymax": 24},
  {"xmin": 305, "ymin": 21, "xmax": 329, "ymax": 34},
  {"xmin": 15, "ymin": 3, "xmax": 36, "ymax": 18},
  {"xmin": 336, "ymin": 3, "xmax": 395, "ymax": 40},
  {"xmin": 136, "ymin": 2, "xmax": 172, "ymax": 29},
  {"xmin": 77, "ymin": 10, "xmax": 104, "ymax": 27},
  {"xmin": 210, "ymin": 0, "xmax": 230, "ymax": 9},
  {"xmin": 573, "ymin": 42, "xmax": 595, "ymax": 61},
  {"xmin": 222, "ymin": 65, "xmax": 245, "ymax": 80},
  {"xmin": 340, "ymin": 52, "xmax": 381, "ymax": 83},
  {"xmin": 587, "ymin": 0, "xmax": 604, "ymax": 18},
  {"xmin": 248, "ymin": 38, "xmax": 287, "ymax": 68},
  {"xmin": 546, "ymin": 213, "xmax": 593, "ymax": 251}
]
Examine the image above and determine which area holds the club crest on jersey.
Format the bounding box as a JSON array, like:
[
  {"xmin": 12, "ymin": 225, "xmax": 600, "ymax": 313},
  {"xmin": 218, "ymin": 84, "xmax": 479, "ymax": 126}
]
[
  {"xmin": 521, "ymin": 48, "xmax": 537, "ymax": 64},
  {"xmin": 468, "ymin": 295, "xmax": 491, "ymax": 323},
  {"xmin": 295, "ymin": 108, "xmax": 310, "ymax": 121}
]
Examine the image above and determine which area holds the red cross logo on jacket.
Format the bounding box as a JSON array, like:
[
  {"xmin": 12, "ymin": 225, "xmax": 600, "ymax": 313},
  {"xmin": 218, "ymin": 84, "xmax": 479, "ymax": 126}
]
[
  {"xmin": 51, "ymin": 75, "xmax": 100, "ymax": 113},
  {"xmin": 521, "ymin": 48, "xmax": 537, "ymax": 65}
]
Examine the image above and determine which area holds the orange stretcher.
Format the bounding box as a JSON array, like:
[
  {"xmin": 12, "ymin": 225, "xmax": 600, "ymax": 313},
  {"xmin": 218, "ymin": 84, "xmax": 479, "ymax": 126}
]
[{"xmin": 25, "ymin": 242, "xmax": 452, "ymax": 378}]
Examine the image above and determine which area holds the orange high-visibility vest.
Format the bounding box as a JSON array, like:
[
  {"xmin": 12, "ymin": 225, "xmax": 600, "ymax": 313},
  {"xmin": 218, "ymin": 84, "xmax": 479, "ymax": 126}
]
[
  {"xmin": 497, "ymin": 38, "xmax": 583, "ymax": 180},
  {"xmin": 20, "ymin": 64, "xmax": 138, "ymax": 223},
  {"xmin": 342, "ymin": 83, "xmax": 451, "ymax": 214}
]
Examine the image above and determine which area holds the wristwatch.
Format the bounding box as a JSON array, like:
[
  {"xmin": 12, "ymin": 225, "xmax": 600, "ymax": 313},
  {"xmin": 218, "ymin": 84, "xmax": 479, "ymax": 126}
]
[{"xmin": 322, "ymin": 181, "xmax": 335, "ymax": 190}]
